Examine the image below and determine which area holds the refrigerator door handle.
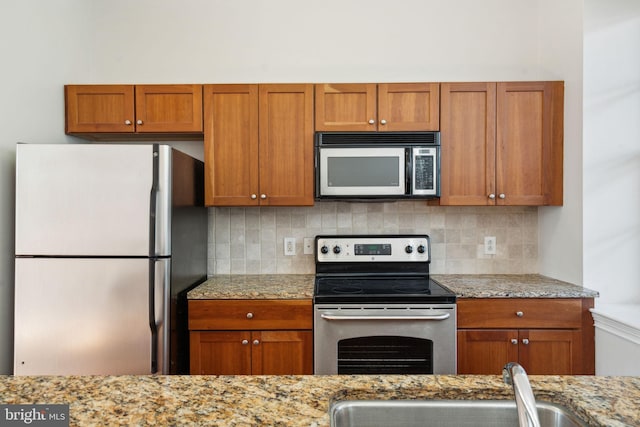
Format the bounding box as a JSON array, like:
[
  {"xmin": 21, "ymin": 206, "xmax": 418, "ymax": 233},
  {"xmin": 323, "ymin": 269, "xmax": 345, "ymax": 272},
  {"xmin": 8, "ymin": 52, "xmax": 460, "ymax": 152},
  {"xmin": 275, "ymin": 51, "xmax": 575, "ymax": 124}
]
[
  {"xmin": 149, "ymin": 258, "xmax": 170, "ymax": 374},
  {"xmin": 152, "ymin": 145, "xmax": 172, "ymax": 256}
]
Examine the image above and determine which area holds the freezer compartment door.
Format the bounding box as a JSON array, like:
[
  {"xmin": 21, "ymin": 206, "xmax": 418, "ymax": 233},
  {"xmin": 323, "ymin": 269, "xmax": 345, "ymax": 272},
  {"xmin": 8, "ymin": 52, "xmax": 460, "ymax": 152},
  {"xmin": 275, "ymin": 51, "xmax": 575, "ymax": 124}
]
[
  {"xmin": 14, "ymin": 258, "xmax": 164, "ymax": 375},
  {"xmin": 15, "ymin": 144, "xmax": 159, "ymax": 256}
]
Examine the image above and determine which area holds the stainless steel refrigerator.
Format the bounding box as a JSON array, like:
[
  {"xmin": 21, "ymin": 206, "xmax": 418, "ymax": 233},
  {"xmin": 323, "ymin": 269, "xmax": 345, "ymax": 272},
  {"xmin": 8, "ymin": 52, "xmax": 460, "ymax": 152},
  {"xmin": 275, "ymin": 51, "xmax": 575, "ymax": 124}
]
[{"xmin": 14, "ymin": 143, "xmax": 207, "ymax": 375}]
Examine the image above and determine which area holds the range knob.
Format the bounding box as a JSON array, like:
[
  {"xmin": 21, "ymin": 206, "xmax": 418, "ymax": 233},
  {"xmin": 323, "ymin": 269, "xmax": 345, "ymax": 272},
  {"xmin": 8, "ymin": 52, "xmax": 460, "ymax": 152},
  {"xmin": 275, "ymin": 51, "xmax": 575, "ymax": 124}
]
[
  {"xmin": 405, "ymin": 245, "xmax": 414, "ymax": 254},
  {"xmin": 320, "ymin": 245, "xmax": 329, "ymax": 254},
  {"xmin": 333, "ymin": 246, "xmax": 341, "ymax": 254},
  {"xmin": 417, "ymin": 245, "xmax": 426, "ymax": 254}
]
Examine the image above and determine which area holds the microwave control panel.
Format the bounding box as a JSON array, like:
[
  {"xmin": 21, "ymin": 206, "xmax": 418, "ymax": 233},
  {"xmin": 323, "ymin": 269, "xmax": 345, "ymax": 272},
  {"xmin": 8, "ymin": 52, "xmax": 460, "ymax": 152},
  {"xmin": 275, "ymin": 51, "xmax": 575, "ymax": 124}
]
[{"xmin": 412, "ymin": 147, "xmax": 438, "ymax": 196}]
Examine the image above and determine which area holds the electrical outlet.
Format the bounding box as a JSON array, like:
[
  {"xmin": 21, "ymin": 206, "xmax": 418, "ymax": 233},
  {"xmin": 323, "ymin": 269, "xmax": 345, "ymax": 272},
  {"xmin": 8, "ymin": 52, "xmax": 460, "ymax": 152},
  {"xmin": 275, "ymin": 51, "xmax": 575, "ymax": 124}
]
[
  {"xmin": 484, "ymin": 236, "xmax": 497, "ymax": 255},
  {"xmin": 284, "ymin": 237, "xmax": 296, "ymax": 256},
  {"xmin": 303, "ymin": 237, "xmax": 314, "ymax": 255}
]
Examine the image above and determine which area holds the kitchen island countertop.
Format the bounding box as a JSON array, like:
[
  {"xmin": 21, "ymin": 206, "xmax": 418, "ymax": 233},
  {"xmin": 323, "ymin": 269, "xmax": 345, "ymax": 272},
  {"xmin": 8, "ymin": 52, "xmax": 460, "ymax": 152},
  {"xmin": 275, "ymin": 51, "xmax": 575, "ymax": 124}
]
[
  {"xmin": 187, "ymin": 274, "xmax": 598, "ymax": 300},
  {"xmin": 0, "ymin": 374, "xmax": 637, "ymax": 426}
]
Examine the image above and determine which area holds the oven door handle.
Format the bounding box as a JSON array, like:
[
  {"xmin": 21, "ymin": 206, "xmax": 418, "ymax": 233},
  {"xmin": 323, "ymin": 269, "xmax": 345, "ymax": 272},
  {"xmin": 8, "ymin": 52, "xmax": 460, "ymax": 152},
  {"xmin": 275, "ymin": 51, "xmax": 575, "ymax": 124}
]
[{"xmin": 320, "ymin": 312, "xmax": 450, "ymax": 321}]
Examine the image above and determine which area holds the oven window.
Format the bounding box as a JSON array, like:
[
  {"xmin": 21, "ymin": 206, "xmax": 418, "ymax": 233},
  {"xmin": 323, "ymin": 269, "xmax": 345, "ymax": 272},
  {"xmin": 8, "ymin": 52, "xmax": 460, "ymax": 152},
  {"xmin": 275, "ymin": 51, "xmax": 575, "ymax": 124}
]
[{"xmin": 337, "ymin": 336, "xmax": 433, "ymax": 374}]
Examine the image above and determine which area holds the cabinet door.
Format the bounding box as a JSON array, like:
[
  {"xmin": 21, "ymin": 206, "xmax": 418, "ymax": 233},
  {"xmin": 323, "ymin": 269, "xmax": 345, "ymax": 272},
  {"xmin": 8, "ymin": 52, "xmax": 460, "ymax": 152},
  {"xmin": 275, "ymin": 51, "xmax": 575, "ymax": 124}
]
[
  {"xmin": 457, "ymin": 329, "xmax": 518, "ymax": 374},
  {"xmin": 496, "ymin": 81, "xmax": 563, "ymax": 205},
  {"xmin": 189, "ymin": 331, "xmax": 252, "ymax": 375},
  {"xmin": 135, "ymin": 84, "xmax": 203, "ymax": 133},
  {"xmin": 252, "ymin": 331, "xmax": 313, "ymax": 375},
  {"xmin": 65, "ymin": 85, "xmax": 135, "ymax": 133},
  {"xmin": 258, "ymin": 84, "xmax": 314, "ymax": 206},
  {"xmin": 315, "ymin": 84, "xmax": 377, "ymax": 131},
  {"xmin": 518, "ymin": 329, "xmax": 582, "ymax": 375},
  {"xmin": 203, "ymin": 84, "xmax": 259, "ymax": 206},
  {"xmin": 440, "ymin": 82, "xmax": 497, "ymax": 205},
  {"xmin": 378, "ymin": 83, "xmax": 440, "ymax": 131}
]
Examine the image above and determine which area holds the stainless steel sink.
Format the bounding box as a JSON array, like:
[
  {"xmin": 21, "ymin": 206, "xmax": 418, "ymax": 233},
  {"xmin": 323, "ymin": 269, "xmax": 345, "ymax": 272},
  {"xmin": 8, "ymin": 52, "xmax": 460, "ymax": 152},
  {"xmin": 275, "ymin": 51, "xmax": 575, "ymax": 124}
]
[{"xmin": 330, "ymin": 400, "xmax": 587, "ymax": 427}]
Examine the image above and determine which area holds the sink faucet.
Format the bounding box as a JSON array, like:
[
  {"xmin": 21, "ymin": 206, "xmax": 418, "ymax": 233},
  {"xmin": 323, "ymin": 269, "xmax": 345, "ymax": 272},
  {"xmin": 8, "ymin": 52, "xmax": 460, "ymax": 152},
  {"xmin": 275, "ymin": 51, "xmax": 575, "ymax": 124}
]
[{"xmin": 503, "ymin": 362, "xmax": 541, "ymax": 427}]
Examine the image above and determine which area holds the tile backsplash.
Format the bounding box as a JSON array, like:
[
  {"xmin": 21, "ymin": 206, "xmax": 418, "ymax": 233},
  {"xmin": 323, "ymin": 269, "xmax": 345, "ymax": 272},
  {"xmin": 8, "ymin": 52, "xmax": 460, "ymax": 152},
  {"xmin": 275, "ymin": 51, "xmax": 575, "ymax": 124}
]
[{"xmin": 208, "ymin": 202, "xmax": 538, "ymax": 275}]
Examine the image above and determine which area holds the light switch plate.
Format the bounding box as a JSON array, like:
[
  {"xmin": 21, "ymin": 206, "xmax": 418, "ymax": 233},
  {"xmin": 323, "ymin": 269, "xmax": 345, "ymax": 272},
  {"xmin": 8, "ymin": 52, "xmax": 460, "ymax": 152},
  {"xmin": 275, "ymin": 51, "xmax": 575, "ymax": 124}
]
[{"xmin": 303, "ymin": 237, "xmax": 314, "ymax": 255}]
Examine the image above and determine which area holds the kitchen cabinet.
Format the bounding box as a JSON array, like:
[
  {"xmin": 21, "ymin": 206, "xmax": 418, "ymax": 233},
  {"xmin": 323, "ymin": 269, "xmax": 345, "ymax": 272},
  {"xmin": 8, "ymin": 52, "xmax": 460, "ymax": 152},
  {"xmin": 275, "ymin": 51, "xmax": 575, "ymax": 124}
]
[
  {"xmin": 457, "ymin": 298, "xmax": 595, "ymax": 375},
  {"xmin": 439, "ymin": 81, "xmax": 563, "ymax": 205},
  {"xmin": 315, "ymin": 83, "xmax": 440, "ymax": 131},
  {"xmin": 65, "ymin": 84, "xmax": 203, "ymax": 137},
  {"xmin": 188, "ymin": 299, "xmax": 313, "ymax": 375},
  {"xmin": 203, "ymin": 84, "xmax": 314, "ymax": 206}
]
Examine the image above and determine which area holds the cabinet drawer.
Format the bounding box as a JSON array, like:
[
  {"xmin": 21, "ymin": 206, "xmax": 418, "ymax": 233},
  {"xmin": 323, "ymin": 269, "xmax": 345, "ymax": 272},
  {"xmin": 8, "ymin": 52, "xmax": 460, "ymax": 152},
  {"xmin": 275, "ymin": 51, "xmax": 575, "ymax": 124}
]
[
  {"xmin": 457, "ymin": 298, "xmax": 582, "ymax": 328},
  {"xmin": 188, "ymin": 299, "xmax": 312, "ymax": 330}
]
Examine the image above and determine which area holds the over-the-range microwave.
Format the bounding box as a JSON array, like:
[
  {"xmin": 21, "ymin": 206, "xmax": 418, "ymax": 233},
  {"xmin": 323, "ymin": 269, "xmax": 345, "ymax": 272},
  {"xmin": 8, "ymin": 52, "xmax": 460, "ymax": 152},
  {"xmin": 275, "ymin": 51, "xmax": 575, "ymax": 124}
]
[{"xmin": 315, "ymin": 132, "xmax": 440, "ymax": 200}]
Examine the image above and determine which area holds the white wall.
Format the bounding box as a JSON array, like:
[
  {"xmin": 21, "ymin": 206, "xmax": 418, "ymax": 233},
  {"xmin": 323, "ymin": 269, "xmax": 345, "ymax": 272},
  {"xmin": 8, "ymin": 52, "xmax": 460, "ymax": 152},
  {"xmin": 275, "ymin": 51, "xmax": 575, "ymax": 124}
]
[
  {"xmin": 537, "ymin": 0, "xmax": 584, "ymax": 285},
  {"xmin": 584, "ymin": 0, "xmax": 640, "ymax": 304},
  {"xmin": 0, "ymin": 0, "xmax": 584, "ymax": 373}
]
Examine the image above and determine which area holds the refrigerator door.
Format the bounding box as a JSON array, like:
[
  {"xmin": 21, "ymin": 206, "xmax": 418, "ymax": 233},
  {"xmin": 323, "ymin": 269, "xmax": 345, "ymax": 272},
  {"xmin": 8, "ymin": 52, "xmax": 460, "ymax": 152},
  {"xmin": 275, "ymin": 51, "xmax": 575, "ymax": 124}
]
[
  {"xmin": 14, "ymin": 257, "xmax": 164, "ymax": 375},
  {"xmin": 15, "ymin": 143, "xmax": 164, "ymax": 256}
]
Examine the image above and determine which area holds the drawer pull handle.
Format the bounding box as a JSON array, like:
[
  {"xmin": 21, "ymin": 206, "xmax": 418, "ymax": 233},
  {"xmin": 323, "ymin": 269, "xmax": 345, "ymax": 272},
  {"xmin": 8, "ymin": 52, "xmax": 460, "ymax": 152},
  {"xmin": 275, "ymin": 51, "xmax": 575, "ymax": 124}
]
[
  {"xmin": 246, "ymin": 312, "xmax": 254, "ymax": 319},
  {"xmin": 253, "ymin": 340, "xmax": 260, "ymax": 345},
  {"xmin": 241, "ymin": 339, "xmax": 248, "ymax": 345},
  {"xmin": 522, "ymin": 338, "xmax": 530, "ymax": 345},
  {"xmin": 516, "ymin": 311, "xmax": 524, "ymax": 317},
  {"xmin": 511, "ymin": 339, "xmax": 518, "ymax": 345}
]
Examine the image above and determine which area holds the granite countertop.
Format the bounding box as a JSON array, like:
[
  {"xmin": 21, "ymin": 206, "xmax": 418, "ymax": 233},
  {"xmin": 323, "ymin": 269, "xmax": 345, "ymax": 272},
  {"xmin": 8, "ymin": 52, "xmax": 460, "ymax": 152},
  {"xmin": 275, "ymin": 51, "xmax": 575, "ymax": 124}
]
[
  {"xmin": 0, "ymin": 374, "xmax": 637, "ymax": 426},
  {"xmin": 433, "ymin": 274, "xmax": 600, "ymax": 299},
  {"xmin": 187, "ymin": 274, "xmax": 598, "ymax": 300}
]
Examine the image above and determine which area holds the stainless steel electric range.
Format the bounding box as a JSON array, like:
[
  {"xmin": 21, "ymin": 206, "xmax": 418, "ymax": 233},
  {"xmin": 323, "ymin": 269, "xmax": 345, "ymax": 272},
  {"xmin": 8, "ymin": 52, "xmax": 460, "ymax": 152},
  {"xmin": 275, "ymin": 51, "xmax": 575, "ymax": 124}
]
[{"xmin": 313, "ymin": 234, "xmax": 457, "ymax": 375}]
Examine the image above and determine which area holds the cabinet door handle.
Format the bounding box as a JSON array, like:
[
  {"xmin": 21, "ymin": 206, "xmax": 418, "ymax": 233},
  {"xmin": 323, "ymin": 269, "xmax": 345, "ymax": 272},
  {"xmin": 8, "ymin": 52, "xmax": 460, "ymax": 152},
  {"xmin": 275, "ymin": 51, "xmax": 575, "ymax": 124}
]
[
  {"xmin": 515, "ymin": 311, "xmax": 524, "ymax": 317},
  {"xmin": 488, "ymin": 193, "xmax": 496, "ymax": 199},
  {"xmin": 246, "ymin": 312, "xmax": 253, "ymax": 319},
  {"xmin": 253, "ymin": 339, "xmax": 260, "ymax": 345},
  {"xmin": 511, "ymin": 339, "xmax": 518, "ymax": 345},
  {"xmin": 136, "ymin": 119, "xmax": 143, "ymax": 125},
  {"xmin": 380, "ymin": 119, "xmax": 387, "ymax": 125},
  {"xmin": 124, "ymin": 120, "xmax": 132, "ymax": 125},
  {"xmin": 260, "ymin": 194, "xmax": 267, "ymax": 199},
  {"xmin": 368, "ymin": 119, "xmax": 375, "ymax": 125},
  {"xmin": 241, "ymin": 339, "xmax": 249, "ymax": 345},
  {"xmin": 499, "ymin": 193, "xmax": 506, "ymax": 199},
  {"xmin": 522, "ymin": 338, "xmax": 530, "ymax": 345},
  {"xmin": 250, "ymin": 194, "xmax": 257, "ymax": 200}
]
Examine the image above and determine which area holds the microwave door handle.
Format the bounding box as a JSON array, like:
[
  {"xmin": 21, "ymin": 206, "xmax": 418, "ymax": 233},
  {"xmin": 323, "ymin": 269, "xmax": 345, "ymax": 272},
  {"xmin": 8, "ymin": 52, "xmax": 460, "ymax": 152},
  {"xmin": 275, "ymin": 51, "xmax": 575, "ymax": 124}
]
[{"xmin": 406, "ymin": 148, "xmax": 412, "ymax": 195}]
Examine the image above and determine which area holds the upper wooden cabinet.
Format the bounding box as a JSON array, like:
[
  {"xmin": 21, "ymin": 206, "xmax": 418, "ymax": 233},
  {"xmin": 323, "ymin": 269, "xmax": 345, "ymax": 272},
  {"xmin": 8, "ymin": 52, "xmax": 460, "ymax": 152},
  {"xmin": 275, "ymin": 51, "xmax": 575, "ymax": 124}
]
[
  {"xmin": 315, "ymin": 83, "xmax": 440, "ymax": 131},
  {"xmin": 65, "ymin": 84, "xmax": 203, "ymax": 136},
  {"xmin": 203, "ymin": 84, "xmax": 314, "ymax": 207},
  {"xmin": 439, "ymin": 81, "xmax": 563, "ymax": 206}
]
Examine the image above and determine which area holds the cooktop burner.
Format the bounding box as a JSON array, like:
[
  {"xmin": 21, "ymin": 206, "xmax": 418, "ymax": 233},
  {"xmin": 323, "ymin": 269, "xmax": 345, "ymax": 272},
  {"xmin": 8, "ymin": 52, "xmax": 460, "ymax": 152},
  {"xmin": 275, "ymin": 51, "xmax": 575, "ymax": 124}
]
[
  {"xmin": 314, "ymin": 276, "xmax": 456, "ymax": 304},
  {"xmin": 313, "ymin": 234, "xmax": 456, "ymax": 304}
]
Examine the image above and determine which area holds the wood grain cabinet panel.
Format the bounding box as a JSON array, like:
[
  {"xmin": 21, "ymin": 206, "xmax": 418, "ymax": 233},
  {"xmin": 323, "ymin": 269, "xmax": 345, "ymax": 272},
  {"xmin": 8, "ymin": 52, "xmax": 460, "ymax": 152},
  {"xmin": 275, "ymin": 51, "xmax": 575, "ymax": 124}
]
[
  {"xmin": 457, "ymin": 298, "xmax": 594, "ymax": 375},
  {"xmin": 189, "ymin": 299, "xmax": 313, "ymax": 375},
  {"xmin": 315, "ymin": 83, "xmax": 439, "ymax": 131},
  {"xmin": 440, "ymin": 81, "xmax": 563, "ymax": 206},
  {"xmin": 204, "ymin": 84, "xmax": 314, "ymax": 207},
  {"xmin": 65, "ymin": 84, "xmax": 203, "ymax": 136}
]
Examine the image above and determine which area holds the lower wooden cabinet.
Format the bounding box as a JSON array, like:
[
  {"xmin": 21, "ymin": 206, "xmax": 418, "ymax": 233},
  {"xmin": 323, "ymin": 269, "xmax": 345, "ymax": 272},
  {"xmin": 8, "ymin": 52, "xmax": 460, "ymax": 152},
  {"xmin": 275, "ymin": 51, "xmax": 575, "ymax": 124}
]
[
  {"xmin": 457, "ymin": 298, "xmax": 594, "ymax": 375},
  {"xmin": 188, "ymin": 299, "xmax": 313, "ymax": 375},
  {"xmin": 190, "ymin": 330, "xmax": 312, "ymax": 375}
]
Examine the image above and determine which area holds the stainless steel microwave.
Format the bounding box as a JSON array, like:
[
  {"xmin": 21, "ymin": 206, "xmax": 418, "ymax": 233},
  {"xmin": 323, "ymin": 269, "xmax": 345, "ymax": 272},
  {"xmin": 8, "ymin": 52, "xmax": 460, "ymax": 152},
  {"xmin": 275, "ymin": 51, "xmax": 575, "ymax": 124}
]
[{"xmin": 315, "ymin": 132, "xmax": 440, "ymax": 200}]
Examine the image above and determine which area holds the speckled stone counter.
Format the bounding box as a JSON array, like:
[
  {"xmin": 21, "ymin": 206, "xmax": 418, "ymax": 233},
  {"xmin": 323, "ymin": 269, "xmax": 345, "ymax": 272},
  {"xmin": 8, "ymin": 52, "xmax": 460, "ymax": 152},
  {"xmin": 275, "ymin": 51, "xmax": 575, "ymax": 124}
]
[
  {"xmin": 433, "ymin": 274, "xmax": 600, "ymax": 299},
  {"xmin": 187, "ymin": 274, "xmax": 598, "ymax": 300},
  {"xmin": 0, "ymin": 374, "xmax": 637, "ymax": 426},
  {"xmin": 188, "ymin": 274, "xmax": 314, "ymax": 300}
]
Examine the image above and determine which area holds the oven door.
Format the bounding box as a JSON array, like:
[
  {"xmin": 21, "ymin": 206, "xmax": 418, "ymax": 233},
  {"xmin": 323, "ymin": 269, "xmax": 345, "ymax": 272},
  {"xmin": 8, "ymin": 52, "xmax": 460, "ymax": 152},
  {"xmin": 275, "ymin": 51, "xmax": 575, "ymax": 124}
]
[
  {"xmin": 314, "ymin": 304, "xmax": 457, "ymax": 375},
  {"xmin": 317, "ymin": 147, "xmax": 406, "ymax": 196}
]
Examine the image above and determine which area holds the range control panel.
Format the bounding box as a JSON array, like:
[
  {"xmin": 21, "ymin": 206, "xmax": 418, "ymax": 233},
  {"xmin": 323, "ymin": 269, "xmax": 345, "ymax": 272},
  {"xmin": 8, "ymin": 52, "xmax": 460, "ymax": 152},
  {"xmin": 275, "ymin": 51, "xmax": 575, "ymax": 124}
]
[{"xmin": 316, "ymin": 235, "xmax": 430, "ymax": 263}]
